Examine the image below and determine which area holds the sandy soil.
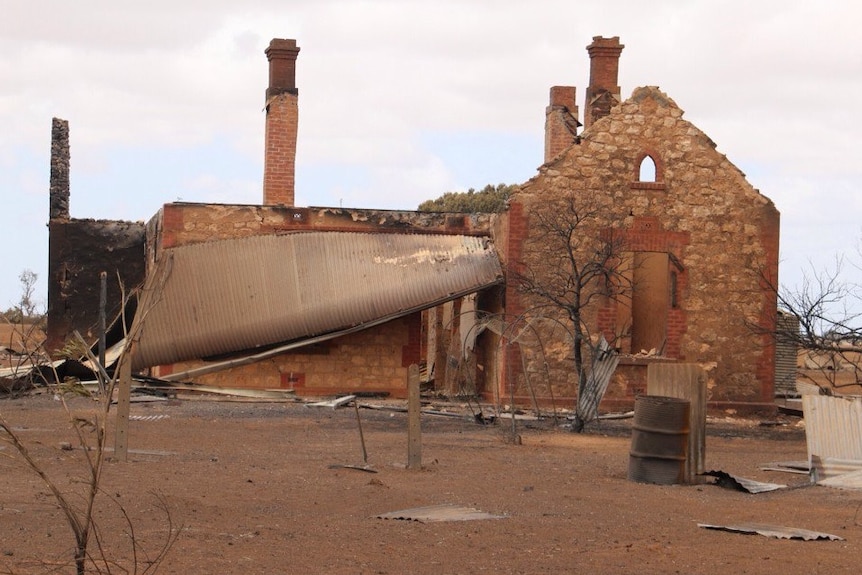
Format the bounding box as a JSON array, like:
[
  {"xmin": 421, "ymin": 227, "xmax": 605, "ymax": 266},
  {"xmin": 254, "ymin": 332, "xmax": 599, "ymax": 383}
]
[{"xmin": 1, "ymin": 392, "xmax": 859, "ymax": 574}]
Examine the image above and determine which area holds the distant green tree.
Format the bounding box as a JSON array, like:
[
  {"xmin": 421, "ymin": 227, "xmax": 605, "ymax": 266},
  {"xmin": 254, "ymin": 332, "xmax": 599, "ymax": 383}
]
[{"xmin": 418, "ymin": 183, "xmax": 517, "ymax": 213}]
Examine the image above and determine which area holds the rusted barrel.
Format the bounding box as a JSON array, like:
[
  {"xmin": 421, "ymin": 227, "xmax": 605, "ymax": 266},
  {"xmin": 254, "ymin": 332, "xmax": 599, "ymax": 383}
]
[{"xmin": 628, "ymin": 395, "xmax": 690, "ymax": 485}]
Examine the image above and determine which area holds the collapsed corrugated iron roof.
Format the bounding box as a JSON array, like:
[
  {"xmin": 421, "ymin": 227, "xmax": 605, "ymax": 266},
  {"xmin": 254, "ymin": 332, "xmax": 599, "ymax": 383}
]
[{"xmin": 131, "ymin": 232, "xmax": 502, "ymax": 370}]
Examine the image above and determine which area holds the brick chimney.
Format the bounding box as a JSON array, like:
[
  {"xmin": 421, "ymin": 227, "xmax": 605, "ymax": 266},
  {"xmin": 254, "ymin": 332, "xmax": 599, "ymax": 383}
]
[
  {"xmin": 583, "ymin": 36, "xmax": 624, "ymax": 129},
  {"xmin": 263, "ymin": 38, "xmax": 300, "ymax": 206},
  {"xmin": 544, "ymin": 86, "xmax": 580, "ymax": 163}
]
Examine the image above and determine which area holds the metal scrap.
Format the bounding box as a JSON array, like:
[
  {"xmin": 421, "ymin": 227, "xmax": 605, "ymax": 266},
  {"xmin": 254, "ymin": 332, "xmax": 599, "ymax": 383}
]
[
  {"xmin": 759, "ymin": 461, "xmax": 810, "ymax": 475},
  {"xmin": 811, "ymin": 454, "xmax": 862, "ymax": 485},
  {"xmin": 802, "ymin": 395, "xmax": 862, "ymax": 490},
  {"xmin": 698, "ymin": 522, "xmax": 843, "ymax": 541},
  {"xmin": 376, "ymin": 504, "xmax": 505, "ymax": 523},
  {"xmin": 816, "ymin": 467, "xmax": 862, "ymax": 490},
  {"xmin": 305, "ymin": 395, "xmax": 356, "ymax": 409},
  {"xmin": 132, "ymin": 232, "xmax": 503, "ymax": 371},
  {"xmin": 701, "ymin": 470, "xmax": 787, "ymax": 493}
]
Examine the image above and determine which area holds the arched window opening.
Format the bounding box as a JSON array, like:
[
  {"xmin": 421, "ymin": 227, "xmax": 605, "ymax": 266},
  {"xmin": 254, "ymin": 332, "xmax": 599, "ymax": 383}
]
[{"xmin": 638, "ymin": 155, "xmax": 657, "ymax": 182}]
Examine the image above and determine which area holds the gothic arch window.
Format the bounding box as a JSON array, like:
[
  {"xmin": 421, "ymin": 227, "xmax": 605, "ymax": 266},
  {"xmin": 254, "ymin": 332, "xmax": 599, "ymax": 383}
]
[
  {"xmin": 638, "ymin": 155, "xmax": 657, "ymax": 182},
  {"xmin": 630, "ymin": 151, "xmax": 665, "ymax": 190}
]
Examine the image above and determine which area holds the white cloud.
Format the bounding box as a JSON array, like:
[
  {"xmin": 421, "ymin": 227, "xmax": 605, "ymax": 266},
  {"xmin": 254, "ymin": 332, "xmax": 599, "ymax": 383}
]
[{"xmin": 1, "ymin": 0, "xmax": 861, "ymax": 308}]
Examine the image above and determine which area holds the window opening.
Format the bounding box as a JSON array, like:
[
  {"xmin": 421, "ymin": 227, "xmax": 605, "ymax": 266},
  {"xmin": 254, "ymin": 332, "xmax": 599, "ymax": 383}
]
[{"xmin": 638, "ymin": 155, "xmax": 657, "ymax": 182}]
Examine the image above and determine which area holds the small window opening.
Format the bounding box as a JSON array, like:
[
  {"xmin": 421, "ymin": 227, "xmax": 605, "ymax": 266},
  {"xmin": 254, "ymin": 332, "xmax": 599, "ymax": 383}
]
[{"xmin": 638, "ymin": 155, "xmax": 657, "ymax": 182}]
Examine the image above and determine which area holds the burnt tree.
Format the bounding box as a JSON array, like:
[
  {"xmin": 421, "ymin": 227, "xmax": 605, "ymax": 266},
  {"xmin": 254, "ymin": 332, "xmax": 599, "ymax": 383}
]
[{"xmin": 512, "ymin": 192, "xmax": 632, "ymax": 431}]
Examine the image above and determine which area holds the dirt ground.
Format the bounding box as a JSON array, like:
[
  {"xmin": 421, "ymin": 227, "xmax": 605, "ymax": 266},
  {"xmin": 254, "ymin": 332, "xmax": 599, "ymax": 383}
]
[{"xmin": 1, "ymin": 391, "xmax": 860, "ymax": 575}]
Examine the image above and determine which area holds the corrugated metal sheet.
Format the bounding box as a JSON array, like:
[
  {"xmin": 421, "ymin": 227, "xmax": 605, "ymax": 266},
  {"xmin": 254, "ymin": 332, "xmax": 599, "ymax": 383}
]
[
  {"xmin": 376, "ymin": 504, "xmax": 505, "ymax": 522},
  {"xmin": 811, "ymin": 455, "xmax": 862, "ymax": 482},
  {"xmin": 701, "ymin": 470, "xmax": 787, "ymax": 493},
  {"xmin": 698, "ymin": 523, "xmax": 843, "ymax": 541},
  {"xmin": 132, "ymin": 232, "xmax": 502, "ymax": 370},
  {"xmin": 577, "ymin": 336, "xmax": 619, "ymax": 424},
  {"xmin": 647, "ymin": 363, "xmax": 708, "ymax": 481},
  {"xmin": 816, "ymin": 466, "xmax": 862, "ymax": 490},
  {"xmin": 774, "ymin": 312, "xmax": 798, "ymax": 396},
  {"xmin": 802, "ymin": 395, "xmax": 862, "ymax": 462}
]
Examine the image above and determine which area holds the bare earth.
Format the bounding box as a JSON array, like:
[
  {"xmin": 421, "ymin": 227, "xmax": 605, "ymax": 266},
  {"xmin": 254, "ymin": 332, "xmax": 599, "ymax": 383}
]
[{"xmin": 1, "ymin": 393, "xmax": 859, "ymax": 574}]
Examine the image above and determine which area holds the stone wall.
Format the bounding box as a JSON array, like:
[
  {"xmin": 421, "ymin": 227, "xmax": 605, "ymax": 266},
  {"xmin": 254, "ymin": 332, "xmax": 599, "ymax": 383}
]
[
  {"xmin": 157, "ymin": 315, "xmax": 420, "ymax": 398},
  {"xmin": 152, "ymin": 203, "xmax": 494, "ymax": 252},
  {"xmin": 498, "ymin": 86, "xmax": 780, "ymax": 410}
]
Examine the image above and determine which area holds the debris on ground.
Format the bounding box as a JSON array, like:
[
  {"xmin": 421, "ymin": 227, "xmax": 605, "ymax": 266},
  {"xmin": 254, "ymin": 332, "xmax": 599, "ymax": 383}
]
[
  {"xmin": 698, "ymin": 522, "xmax": 843, "ymax": 541},
  {"xmin": 701, "ymin": 470, "xmax": 788, "ymax": 493},
  {"xmin": 376, "ymin": 504, "xmax": 506, "ymax": 523}
]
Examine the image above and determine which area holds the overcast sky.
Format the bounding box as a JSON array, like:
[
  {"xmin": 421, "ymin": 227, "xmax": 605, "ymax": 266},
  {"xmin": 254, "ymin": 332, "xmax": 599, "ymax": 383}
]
[{"xmin": 2, "ymin": 0, "xmax": 860, "ymax": 314}]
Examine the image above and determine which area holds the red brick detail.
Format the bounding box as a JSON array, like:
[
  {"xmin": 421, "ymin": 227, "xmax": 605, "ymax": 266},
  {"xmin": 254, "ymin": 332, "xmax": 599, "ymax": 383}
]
[
  {"xmin": 280, "ymin": 371, "xmax": 306, "ymax": 388},
  {"xmin": 545, "ymin": 86, "xmax": 579, "ymax": 162},
  {"xmin": 266, "ymin": 39, "xmax": 300, "ymax": 96},
  {"xmin": 632, "ymin": 148, "xmax": 664, "ymax": 184},
  {"xmin": 401, "ymin": 313, "xmax": 422, "ymax": 367},
  {"xmin": 263, "ymin": 93, "xmax": 298, "ymax": 206},
  {"xmin": 754, "ymin": 209, "xmax": 781, "ymax": 401},
  {"xmin": 584, "ymin": 36, "xmax": 624, "ymax": 128},
  {"xmin": 629, "ymin": 182, "xmax": 666, "ymax": 191},
  {"xmin": 160, "ymin": 205, "xmax": 184, "ymax": 249},
  {"xmin": 610, "ymin": 217, "xmax": 691, "ymax": 360},
  {"xmin": 498, "ymin": 202, "xmax": 531, "ymax": 398}
]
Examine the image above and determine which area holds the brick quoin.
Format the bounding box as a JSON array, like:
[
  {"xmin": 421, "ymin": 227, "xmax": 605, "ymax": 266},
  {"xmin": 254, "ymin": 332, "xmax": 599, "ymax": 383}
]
[
  {"xmin": 499, "ymin": 200, "xmax": 529, "ymax": 398},
  {"xmin": 755, "ymin": 212, "xmax": 781, "ymax": 401},
  {"xmin": 160, "ymin": 205, "xmax": 184, "ymax": 248}
]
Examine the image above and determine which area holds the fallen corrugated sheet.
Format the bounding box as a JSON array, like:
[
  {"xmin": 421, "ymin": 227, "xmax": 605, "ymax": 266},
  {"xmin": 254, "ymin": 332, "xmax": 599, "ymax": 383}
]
[
  {"xmin": 811, "ymin": 454, "xmax": 862, "ymax": 483},
  {"xmin": 759, "ymin": 460, "xmax": 810, "ymax": 475},
  {"xmin": 306, "ymin": 395, "xmax": 356, "ymax": 409},
  {"xmin": 816, "ymin": 467, "xmax": 862, "ymax": 490},
  {"xmin": 132, "ymin": 232, "xmax": 502, "ymax": 370},
  {"xmin": 701, "ymin": 470, "xmax": 787, "ymax": 493},
  {"xmin": 698, "ymin": 522, "xmax": 843, "ymax": 541},
  {"xmin": 577, "ymin": 336, "xmax": 619, "ymax": 425},
  {"xmin": 141, "ymin": 381, "xmax": 298, "ymax": 400},
  {"xmin": 802, "ymin": 394, "xmax": 862, "ymax": 463},
  {"xmin": 376, "ymin": 504, "xmax": 505, "ymax": 523},
  {"xmin": 0, "ymin": 360, "xmax": 64, "ymax": 380}
]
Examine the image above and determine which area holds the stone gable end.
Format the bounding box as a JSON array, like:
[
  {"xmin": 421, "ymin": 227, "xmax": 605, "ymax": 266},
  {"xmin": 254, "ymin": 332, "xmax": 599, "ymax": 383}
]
[{"xmin": 502, "ymin": 85, "xmax": 780, "ymax": 408}]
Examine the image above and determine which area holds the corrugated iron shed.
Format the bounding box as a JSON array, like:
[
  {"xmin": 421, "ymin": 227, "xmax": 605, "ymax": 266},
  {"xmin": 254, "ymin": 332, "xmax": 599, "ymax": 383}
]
[{"xmin": 132, "ymin": 232, "xmax": 502, "ymax": 370}]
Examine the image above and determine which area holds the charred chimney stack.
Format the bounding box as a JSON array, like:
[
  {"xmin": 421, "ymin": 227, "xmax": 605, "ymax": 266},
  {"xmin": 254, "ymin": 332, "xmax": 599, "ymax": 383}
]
[{"xmin": 49, "ymin": 117, "xmax": 70, "ymax": 221}]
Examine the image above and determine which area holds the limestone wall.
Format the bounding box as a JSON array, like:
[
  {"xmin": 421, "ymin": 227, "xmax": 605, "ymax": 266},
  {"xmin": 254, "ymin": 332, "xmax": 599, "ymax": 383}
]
[
  {"xmin": 501, "ymin": 86, "xmax": 779, "ymax": 408},
  {"xmin": 157, "ymin": 315, "xmax": 419, "ymax": 398}
]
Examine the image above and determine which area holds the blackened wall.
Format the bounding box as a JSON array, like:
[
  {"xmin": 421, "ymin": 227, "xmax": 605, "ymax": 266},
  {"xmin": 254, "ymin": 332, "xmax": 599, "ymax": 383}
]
[{"xmin": 46, "ymin": 219, "xmax": 146, "ymax": 353}]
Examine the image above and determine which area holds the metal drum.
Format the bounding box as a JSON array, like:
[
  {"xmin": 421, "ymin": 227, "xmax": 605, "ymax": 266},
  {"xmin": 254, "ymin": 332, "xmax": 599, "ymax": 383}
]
[{"xmin": 628, "ymin": 395, "xmax": 690, "ymax": 485}]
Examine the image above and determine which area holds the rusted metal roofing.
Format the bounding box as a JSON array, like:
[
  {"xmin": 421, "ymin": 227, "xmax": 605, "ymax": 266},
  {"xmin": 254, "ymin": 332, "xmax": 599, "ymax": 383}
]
[{"xmin": 131, "ymin": 232, "xmax": 502, "ymax": 370}]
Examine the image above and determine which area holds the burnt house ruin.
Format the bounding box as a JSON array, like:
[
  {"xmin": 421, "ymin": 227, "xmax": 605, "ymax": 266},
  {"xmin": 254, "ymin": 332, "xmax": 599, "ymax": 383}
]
[{"xmin": 46, "ymin": 36, "xmax": 780, "ymax": 413}]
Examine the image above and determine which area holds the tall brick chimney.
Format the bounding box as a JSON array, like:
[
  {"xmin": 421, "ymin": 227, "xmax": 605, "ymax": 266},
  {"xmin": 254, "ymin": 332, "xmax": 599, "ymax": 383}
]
[
  {"xmin": 583, "ymin": 36, "xmax": 624, "ymax": 129},
  {"xmin": 263, "ymin": 38, "xmax": 300, "ymax": 206},
  {"xmin": 544, "ymin": 86, "xmax": 580, "ymax": 163}
]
